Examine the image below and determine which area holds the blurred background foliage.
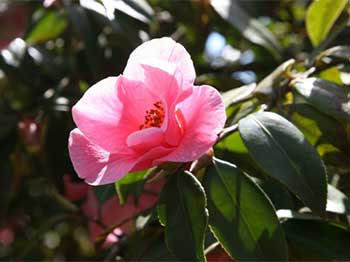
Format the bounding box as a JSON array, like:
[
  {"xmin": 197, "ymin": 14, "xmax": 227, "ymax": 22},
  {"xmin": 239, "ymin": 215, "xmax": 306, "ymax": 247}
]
[{"xmin": 1, "ymin": 0, "xmax": 350, "ymax": 260}]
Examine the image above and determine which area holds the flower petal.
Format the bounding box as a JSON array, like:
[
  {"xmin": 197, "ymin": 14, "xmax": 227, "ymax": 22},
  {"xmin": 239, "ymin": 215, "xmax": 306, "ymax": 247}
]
[
  {"xmin": 131, "ymin": 146, "xmax": 173, "ymax": 172},
  {"xmin": 72, "ymin": 76, "xmax": 160, "ymax": 153},
  {"xmin": 154, "ymin": 85, "xmax": 226, "ymax": 163},
  {"xmin": 123, "ymin": 37, "xmax": 195, "ymax": 87},
  {"xmin": 127, "ymin": 127, "xmax": 165, "ymax": 153},
  {"xmin": 141, "ymin": 64, "xmax": 192, "ymax": 146},
  {"xmin": 72, "ymin": 77, "xmax": 128, "ymax": 153},
  {"xmin": 68, "ymin": 129, "xmax": 136, "ymax": 185}
]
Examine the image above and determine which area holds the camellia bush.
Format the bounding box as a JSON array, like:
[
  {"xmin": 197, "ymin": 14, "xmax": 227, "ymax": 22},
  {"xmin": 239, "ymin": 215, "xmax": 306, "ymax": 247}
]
[{"xmin": 1, "ymin": 0, "xmax": 350, "ymax": 261}]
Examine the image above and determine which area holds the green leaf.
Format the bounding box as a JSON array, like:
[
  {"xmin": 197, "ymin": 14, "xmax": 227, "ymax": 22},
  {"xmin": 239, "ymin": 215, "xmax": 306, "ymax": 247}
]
[
  {"xmin": 67, "ymin": 6, "xmax": 100, "ymax": 80},
  {"xmin": 203, "ymin": 158, "xmax": 288, "ymax": 261},
  {"xmin": 211, "ymin": 0, "xmax": 282, "ymax": 59},
  {"xmin": 221, "ymin": 83, "xmax": 256, "ymax": 108},
  {"xmin": 283, "ymin": 103, "xmax": 340, "ymax": 147},
  {"xmin": 327, "ymin": 184, "xmax": 350, "ymax": 215},
  {"xmin": 115, "ymin": 168, "xmax": 154, "ymax": 205},
  {"xmin": 256, "ymin": 178, "xmax": 296, "ymax": 211},
  {"xmin": 319, "ymin": 66, "xmax": 343, "ymax": 85},
  {"xmin": 239, "ymin": 112, "xmax": 327, "ymax": 215},
  {"xmin": 306, "ymin": 0, "xmax": 348, "ymax": 46},
  {"xmin": 292, "ymin": 77, "xmax": 350, "ymax": 122},
  {"xmin": 26, "ymin": 11, "xmax": 68, "ymax": 44},
  {"xmin": 158, "ymin": 170, "xmax": 208, "ymax": 262},
  {"xmin": 93, "ymin": 184, "xmax": 115, "ymax": 204},
  {"xmin": 125, "ymin": 226, "xmax": 176, "ymax": 261},
  {"xmin": 254, "ymin": 59, "xmax": 295, "ymax": 99},
  {"xmin": 283, "ymin": 219, "xmax": 350, "ymax": 260},
  {"xmin": 216, "ymin": 130, "xmax": 248, "ymax": 154},
  {"xmin": 316, "ymin": 45, "xmax": 350, "ymax": 66}
]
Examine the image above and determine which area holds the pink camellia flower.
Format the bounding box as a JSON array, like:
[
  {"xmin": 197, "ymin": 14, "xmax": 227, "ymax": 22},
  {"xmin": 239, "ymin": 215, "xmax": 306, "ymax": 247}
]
[{"xmin": 68, "ymin": 37, "xmax": 226, "ymax": 185}]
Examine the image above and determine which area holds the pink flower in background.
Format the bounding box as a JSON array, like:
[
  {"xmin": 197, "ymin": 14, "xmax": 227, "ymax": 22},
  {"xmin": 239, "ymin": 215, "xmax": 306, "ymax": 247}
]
[
  {"xmin": 64, "ymin": 174, "xmax": 164, "ymax": 248},
  {"xmin": 68, "ymin": 37, "xmax": 226, "ymax": 185},
  {"xmin": 63, "ymin": 174, "xmax": 89, "ymax": 201},
  {"xmin": 0, "ymin": 227, "xmax": 14, "ymax": 247},
  {"xmin": 0, "ymin": 4, "xmax": 28, "ymax": 50}
]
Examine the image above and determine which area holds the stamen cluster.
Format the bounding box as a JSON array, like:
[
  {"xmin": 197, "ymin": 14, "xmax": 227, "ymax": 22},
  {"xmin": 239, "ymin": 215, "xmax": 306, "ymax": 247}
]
[{"xmin": 139, "ymin": 101, "xmax": 165, "ymax": 130}]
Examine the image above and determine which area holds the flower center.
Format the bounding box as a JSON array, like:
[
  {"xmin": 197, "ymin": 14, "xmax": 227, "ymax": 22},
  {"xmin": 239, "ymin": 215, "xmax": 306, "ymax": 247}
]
[{"xmin": 139, "ymin": 101, "xmax": 165, "ymax": 130}]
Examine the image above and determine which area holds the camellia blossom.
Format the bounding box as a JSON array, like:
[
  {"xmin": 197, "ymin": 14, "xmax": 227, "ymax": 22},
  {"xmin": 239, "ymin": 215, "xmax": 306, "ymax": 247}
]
[{"xmin": 68, "ymin": 37, "xmax": 226, "ymax": 185}]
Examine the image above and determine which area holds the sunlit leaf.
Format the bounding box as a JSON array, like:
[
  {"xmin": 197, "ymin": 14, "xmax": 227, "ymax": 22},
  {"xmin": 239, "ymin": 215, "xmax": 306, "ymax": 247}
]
[
  {"xmin": 115, "ymin": 168, "xmax": 154, "ymax": 205},
  {"xmin": 211, "ymin": 0, "xmax": 282, "ymax": 59},
  {"xmin": 327, "ymin": 184, "xmax": 350, "ymax": 215},
  {"xmin": 26, "ymin": 11, "xmax": 67, "ymax": 44},
  {"xmin": 306, "ymin": 0, "xmax": 348, "ymax": 46},
  {"xmin": 222, "ymin": 83, "xmax": 256, "ymax": 108},
  {"xmin": 292, "ymin": 78, "xmax": 350, "ymax": 122}
]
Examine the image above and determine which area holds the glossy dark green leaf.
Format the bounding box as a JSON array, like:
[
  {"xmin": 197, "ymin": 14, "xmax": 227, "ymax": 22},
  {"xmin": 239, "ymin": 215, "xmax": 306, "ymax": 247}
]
[
  {"xmin": 115, "ymin": 168, "xmax": 154, "ymax": 205},
  {"xmin": 203, "ymin": 158, "xmax": 288, "ymax": 261},
  {"xmin": 292, "ymin": 77, "xmax": 350, "ymax": 122},
  {"xmin": 239, "ymin": 112, "xmax": 327, "ymax": 215},
  {"xmin": 255, "ymin": 177, "xmax": 296, "ymax": 211},
  {"xmin": 67, "ymin": 6, "xmax": 100, "ymax": 80},
  {"xmin": 26, "ymin": 11, "xmax": 68, "ymax": 44},
  {"xmin": 283, "ymin": 219, "xmax": 350, "ymax": 260},
  {"xmin": 211, "ymin": 0, "xmax": 281, "ymax": 59},
  {"xmin": 306, "ymin": 0, "xmax": 348, "ymax": 46},
  {"xmin": 158, "ymin": 170, "xmax": 208, "ymax": 262},
  {"xmin": 215, "ymin": 130, "xmax": 265, "ymax": 177}
]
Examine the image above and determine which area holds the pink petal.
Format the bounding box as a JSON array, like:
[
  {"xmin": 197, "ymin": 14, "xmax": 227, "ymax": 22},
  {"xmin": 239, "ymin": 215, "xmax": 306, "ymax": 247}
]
[
  {"xmin": 154, "ymin": 85, "xmax": 226, "ymax": 163},
  {"xmin": 72, "ymin": 76, "xmax": 162, "ymax": 153},
  {"xmin": 141, "ymin": 64, "xmax": 192, "ymax": 146},
  {"xmin": 117, "ymin": 76, "xmax": 161, "ymax": 126},
  {"xmin": 72, "ymin": 77, "xmax": 128, "ymax": 153},
  {"xmin": 141, "ymin": 64, "xmax": 190, "ymax": 106},
  {"xmin": 127, "ymin": 127, "xmax": 165, "ymax": 153},
  {"xmin": 68, "ymin": 129, "xmax": 136, "ymax": 185},
  {"xmin": 101, "ymin": 191, "xmax": 160, "ymax": 233},
  {"xmin": 82, "ymin": 192, "xmax": 123, "ymax": 248},
  {"xmin": 131, "ymin": 146, "xmax": 173, "ymax": 172},
  {"xmin": 123, "ymin": 37, "xmax": 196, "ymax": 87}
]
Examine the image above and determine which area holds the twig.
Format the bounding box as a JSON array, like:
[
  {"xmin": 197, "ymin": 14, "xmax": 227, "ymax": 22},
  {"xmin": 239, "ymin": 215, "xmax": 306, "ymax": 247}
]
[{"xmin": 217, "ymin": 123, "xmax": 239, "ymax": 142}]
